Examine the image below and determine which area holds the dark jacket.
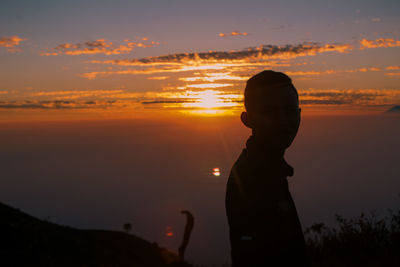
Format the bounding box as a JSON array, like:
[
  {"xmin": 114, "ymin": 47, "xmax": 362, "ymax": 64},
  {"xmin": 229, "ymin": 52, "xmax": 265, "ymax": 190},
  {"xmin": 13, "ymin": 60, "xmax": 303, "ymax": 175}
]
[{"xmin": 225, "ymin": 137, "xmax": 308, "ymax": 266}]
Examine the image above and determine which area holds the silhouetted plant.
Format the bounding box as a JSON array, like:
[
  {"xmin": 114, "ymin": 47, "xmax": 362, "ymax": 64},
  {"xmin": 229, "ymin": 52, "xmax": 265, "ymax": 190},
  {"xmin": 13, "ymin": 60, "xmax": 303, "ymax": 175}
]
[
  {"xmin": 178, "ymin": 210, "xmax": 194, "ymax": 263},
  {"xmin": 123, "ymin": 223, "xmax": 132, "ymax": 234},
  {"xmin": 304, "ymin": 208, "xmax": 400, "ymax": 266}
]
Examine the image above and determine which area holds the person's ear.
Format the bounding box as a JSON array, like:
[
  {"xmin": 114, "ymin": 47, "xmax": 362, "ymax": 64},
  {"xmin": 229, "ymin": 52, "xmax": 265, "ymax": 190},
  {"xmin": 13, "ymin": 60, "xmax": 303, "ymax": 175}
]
[{"xmin": 240, "ymin": 112, "xmax": 253, "ymax": 129}]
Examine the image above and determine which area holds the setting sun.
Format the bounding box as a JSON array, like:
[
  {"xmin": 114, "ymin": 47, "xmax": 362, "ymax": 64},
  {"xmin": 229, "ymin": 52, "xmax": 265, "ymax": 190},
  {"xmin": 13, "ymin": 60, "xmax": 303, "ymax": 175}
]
[{"xmin": 180, "ymin": 90, "xmax": 242, "ymax": 114}]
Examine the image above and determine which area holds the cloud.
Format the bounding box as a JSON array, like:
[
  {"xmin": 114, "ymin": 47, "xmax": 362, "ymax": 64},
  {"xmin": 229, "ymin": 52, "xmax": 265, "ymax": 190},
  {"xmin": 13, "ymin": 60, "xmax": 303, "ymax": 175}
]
[
  {"xmin": 147, "ymin": 76, "xmax": 169, "ymax": 80},
  {"xmin": 139, "ymin": 88, "xmax": 400, "ymax": 109},
  {"xmin": 179, "ymin": 72, "xmax": 249, "ymax": 82},
  {"xmin": 141, "ymin": 99, "xmax": 196, "ymax": 105},
  {"xmin": 0, "ymin": 100, "xmax": 133, "ymax": 110},
  {"xmin": 0, "ymin": 36, "xmax": 27, "ymax": 52},
  {"xmin": 2, "ymin": 87, "xmax": 398, "ymax": 111},
  {"xmin": 0, "ymin": 86, "xmax": 245, "ymax": 111},
  {"xmin": 31, "ymin": 89, "xmax": 125, "ymax": 100},
  {"xmin": 80, "ymin": 68, "xmax": 189, "ymax": 80},
  {"xmin": 386, "ymin": 66, "xmax": 400, "ymax": 70},
  {"xmin": 0, "ymin": 100, "xmax": 101, "ymax": 109},
  {"xmin": 368, "ymin": 67, "xmax": 381, "ymax": 71},
  {"xmin": 286, "ymin": 71, "xmax": 327, "ymax": 76},
  {"xmin": 299, "ymin": 89, "xmax": 400, "ymax": 106},
  {"xmin": 96, "ymin": 42, "xmax": 352, "ymax": 65},
  {"xmin": 219, "ymin": 31, "xmax": 248, "ymax": 37},
  {"xmin": 185, "ymin": 83, "xmax": 233, "ymax": 89},
  {"xmin": 286, "ymin": 67, "xmax": 383, "ymax": 76},
  {"xmin": 371, "ymin": 18, "xmax": 381, "ymax": 22},
  {"xmin": 360, "ymin": 38, "xmax": 400, "ymax": 49},
  {"xmin": 385, "ymin": 66, "xmax": 400, "ymax": 76},
  {"xmin": 41, "ymin": 38, "xmax": 159, "ymax": 56},
  {"xmin": 141, "ymin": 89, "xmax": 244, "ymax": 112},
  {"xmin": 81, "ymin": 42, "xmax": 353, "ymax": 79}
]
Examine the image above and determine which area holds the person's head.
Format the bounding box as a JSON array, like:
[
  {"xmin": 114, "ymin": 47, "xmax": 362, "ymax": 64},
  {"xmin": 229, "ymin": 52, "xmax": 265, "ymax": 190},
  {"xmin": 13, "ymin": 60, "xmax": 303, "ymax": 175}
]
[{"xmin": 241, "ymin": 70, "xmax": 301, "ymax": 149}]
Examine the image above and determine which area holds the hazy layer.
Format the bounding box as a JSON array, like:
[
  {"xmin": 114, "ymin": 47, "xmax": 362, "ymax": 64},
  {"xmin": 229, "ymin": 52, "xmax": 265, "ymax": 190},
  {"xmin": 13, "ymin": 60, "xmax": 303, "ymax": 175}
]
[{"xmin": 0, "ymin": 114, "xmax": 399, "ymax": 265}]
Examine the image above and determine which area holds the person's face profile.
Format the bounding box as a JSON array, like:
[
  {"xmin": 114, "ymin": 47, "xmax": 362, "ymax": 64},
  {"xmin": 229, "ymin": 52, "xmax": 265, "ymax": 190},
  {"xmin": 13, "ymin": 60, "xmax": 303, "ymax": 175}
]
[{"xmin": 241, "ymin": 86, "xmax": 301, "ymax": 148}]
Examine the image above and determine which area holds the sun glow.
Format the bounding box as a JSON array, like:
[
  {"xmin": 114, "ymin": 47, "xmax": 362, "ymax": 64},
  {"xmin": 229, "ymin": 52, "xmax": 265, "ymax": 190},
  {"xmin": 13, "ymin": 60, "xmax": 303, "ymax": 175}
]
[
  {"xmin": 186, "ymin": 83, "xmax": 233, "ymax": 89},
  {"xmin": 182, "ymin": 90, "xmax": 241, "ymax": 107},
  {"xmin": 176, "ymin": 90, "xmax": 242, "ymax": 116},
  {"xmin": 156, "ymin": 89, "xmax": 243, "ymax": 116},
  {"xmin": 179, "ymin": 72, "xmax": 249, "ymax": 82}
]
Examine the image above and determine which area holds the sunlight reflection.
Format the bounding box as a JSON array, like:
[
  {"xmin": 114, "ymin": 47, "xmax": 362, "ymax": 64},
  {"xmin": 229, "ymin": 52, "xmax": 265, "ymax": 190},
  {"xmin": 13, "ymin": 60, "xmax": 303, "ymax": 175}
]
[
  {"xmin": 165, "ymin": 226, "xmax": 174, "ymax": 237},
  {"xmin": 212, "ymin": 168, "xmax": 221, "ymax": 176}
]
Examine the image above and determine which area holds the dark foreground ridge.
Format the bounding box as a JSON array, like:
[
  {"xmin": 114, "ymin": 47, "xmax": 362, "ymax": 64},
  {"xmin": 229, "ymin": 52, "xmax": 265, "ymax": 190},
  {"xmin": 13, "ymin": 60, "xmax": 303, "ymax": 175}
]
[
  {"xmin": 0, "ymin": 202, "xmax": 188, "ymax": 267},
  {"xmin": 2, "ymin": 200, "xmax": 400, "ymax": 266}
]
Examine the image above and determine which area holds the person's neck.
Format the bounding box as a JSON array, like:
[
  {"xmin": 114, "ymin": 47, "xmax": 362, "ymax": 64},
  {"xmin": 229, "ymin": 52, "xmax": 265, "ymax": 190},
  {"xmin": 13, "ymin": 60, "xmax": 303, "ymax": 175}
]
[{"xmin": 245, "ymin": 134, "xmax": 285, "ymax": 160}]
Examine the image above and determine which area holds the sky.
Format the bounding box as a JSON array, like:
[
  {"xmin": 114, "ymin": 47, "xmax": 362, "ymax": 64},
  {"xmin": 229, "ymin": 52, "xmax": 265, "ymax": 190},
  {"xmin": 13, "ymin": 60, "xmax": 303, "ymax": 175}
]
[
  {"xmin": 1, "ymin": 0, "xmax": 400, "ymax": 120},
  {"xmin": 1, "ymin": 1, "xmax": 400, "ymax": 266}
]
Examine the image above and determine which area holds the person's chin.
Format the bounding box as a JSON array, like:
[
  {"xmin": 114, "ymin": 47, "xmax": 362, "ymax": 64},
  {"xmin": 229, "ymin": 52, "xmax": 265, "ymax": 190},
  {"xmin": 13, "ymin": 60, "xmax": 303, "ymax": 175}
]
[
  {"xmin": 272, "ymin": 142, "xmax": 290, "ymax": 150},
  {"xmin": 254, "ymin": 132, "xmax": 294, "ymax": 148},
  {"xmin": 274, "ymin": 134, "xmax": 294, "ymax": 149}
]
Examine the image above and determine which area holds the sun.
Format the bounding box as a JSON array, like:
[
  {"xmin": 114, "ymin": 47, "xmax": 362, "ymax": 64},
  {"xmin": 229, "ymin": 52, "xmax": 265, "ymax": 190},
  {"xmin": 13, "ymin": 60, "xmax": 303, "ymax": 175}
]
[
  {"xmin": 181, "ymin": 89, "xmax": 242, "ymax": 115},
  {"xmin": 194, "ymin": 90, "xmax": 221, "ymax": 109}
]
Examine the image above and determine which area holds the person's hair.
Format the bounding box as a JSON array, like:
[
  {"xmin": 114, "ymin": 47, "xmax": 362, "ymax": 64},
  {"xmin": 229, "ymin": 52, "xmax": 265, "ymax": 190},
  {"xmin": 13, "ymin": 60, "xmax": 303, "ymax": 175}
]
[{"xmin": 244, "ymin": 70, "xmax": 298, "ymax": 112}]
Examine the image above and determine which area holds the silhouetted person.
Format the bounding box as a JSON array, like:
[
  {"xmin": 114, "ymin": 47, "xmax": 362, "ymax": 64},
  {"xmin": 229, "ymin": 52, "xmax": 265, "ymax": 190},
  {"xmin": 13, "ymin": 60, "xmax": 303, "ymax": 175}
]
[
  {"xmin": 178, "ymin": 210, "xmax": 194, "ymax": 263},
  {"xmin": 225, "ymin": 70, "xmax": 308, "ymax": 266}
]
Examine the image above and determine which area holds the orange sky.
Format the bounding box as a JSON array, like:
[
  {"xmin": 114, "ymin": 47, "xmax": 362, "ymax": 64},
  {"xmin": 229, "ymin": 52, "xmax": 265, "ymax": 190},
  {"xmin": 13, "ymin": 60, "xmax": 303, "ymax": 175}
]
[{"xmin": 1, "ymin": 1, "xmax": 400, "ymax": 120}]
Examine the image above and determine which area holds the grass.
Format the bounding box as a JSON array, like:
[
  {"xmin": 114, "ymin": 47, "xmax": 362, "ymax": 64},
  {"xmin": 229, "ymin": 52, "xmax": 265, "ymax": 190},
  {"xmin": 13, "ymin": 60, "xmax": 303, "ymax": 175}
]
[
  {"xmin": 2, "ymin": 201, "xmax": 400, "ymax": 266},
  {"xmin": 305, "ymin": 208, "xmax": 400, "ymax": 266}
]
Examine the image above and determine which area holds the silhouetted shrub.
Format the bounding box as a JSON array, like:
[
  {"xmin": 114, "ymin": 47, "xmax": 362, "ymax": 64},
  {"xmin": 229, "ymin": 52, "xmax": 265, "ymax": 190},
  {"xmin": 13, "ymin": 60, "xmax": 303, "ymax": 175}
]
[
  {"xmin": 305, "ymin": 209, "xmax": 400, "ymax": 266},
  {"xmin": 123, "ymin": 222, "xmax": 132, "ymax": 234}
]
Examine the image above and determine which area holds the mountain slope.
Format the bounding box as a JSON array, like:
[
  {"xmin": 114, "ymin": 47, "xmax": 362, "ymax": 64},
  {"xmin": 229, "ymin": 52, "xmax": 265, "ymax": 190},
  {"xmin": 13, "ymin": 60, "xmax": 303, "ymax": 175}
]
[
  {"xmin": 0, "ymin": 202, "xmax": 182, "ymax": 267},
  {"xmin": 385, "ymin": 105, "xmax": 400, "ymax": 114}
]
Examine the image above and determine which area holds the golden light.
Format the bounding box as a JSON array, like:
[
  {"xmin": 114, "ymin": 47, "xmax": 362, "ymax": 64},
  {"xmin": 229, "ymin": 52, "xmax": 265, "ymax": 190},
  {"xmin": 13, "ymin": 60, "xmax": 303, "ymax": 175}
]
[
  {"xmin": 168, "ymin": 89, "xmax": 243, "ymax": 116},
  {"xmin": 189, "ymin": 90, "xmax": 221, "ymax": 108},
  {"xmin": 186, "ymin": 83, "xmax": 233, "ymax": 89},
  {"xmin": 212, "ymin": 167, "xmax": 221, "ymax": 176},
  {"xmin": 179, "ymin": 72, "xmax": 248, "ymax": 82},
  {"xmin": 150, "ymin": 71, "xmax": 244, "ymax": 116},
  {"xmin": 179, "ymin": 65, "xmax": 225, "ymax": 71},
  {"xmin": 182, "ymin": 90, "xmax": 241, "ymax": 109},
  {"xmin": 182, "ymin": 109, "xmax": 236, "ymax": 116}
]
